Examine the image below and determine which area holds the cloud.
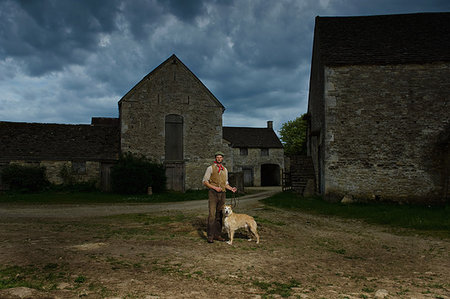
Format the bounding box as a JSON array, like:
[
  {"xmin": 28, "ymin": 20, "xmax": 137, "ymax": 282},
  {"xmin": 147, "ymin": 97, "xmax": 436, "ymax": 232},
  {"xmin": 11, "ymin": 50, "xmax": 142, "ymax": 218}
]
[{"xmin": 0, "ymin": 0, "xmax": 449, "ymax": 128}]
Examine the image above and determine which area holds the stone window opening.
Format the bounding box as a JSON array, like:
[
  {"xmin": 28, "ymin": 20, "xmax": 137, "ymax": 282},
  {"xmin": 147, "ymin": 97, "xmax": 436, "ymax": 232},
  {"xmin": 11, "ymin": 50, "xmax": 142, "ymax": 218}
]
[
  {"xmin": 240, "ymin": 148, "xmax": 248, "ymax": 156},
  {"xmin": 72, "ymin": 161, "xmax": 86, "ymax": 175},
  {"xmin": 261, "ymin": 148, "xmax": 269, "ymax": 156}
]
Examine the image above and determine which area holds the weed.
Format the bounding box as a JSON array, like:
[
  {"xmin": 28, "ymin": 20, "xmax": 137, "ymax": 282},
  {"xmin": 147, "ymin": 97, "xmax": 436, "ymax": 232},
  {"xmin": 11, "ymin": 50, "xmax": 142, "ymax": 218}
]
[
  {"xmin": 74, "ymin": 275, "xmax": 86, "ymax": 283},
  {"xmin": 362, "ymin": 287, "xmax": 375, "ymax": 293},
  {"xmin": 252, "ymin": 279, "xmax": 300, "ymax": 298},
  {"xmin": 0, "ymin": 264, "xmax": 69, "ymax": 290}
]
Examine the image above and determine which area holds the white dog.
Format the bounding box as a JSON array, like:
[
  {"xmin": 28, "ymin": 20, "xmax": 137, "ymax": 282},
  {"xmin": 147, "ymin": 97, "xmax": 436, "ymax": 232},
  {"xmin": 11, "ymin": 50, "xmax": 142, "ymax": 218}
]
[{"xmin": 222, "ymin": 205, "xmax": 259, "ymax": 245}]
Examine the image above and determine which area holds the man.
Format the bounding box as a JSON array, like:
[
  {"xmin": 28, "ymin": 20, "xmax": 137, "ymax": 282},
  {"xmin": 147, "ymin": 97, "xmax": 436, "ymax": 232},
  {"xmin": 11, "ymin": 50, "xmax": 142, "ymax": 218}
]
[{"xmin": 202, "ymin": 151, "xmax": 237, "ymax": 243}]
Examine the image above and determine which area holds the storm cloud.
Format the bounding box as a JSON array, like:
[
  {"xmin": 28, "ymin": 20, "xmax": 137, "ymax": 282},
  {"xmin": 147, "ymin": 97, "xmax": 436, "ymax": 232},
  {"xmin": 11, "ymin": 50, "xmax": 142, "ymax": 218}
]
[{"xmin": 0, "ymin": 0, "xmax": 448, "ymax": 132}]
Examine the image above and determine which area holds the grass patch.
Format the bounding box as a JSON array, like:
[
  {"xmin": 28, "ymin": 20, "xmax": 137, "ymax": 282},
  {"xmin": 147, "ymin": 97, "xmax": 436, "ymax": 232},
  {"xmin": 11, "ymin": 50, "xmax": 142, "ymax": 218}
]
[
  {"xmin": 262, "ymin": 191, "xmax": 450, "ymax": 238},
  {"xmin": 0, "ymin": 264, "xmax": 68, "ymax": 290},
  {"xmin": 252, "ymin": 279, "xmax": 300, "ymax": 298}
]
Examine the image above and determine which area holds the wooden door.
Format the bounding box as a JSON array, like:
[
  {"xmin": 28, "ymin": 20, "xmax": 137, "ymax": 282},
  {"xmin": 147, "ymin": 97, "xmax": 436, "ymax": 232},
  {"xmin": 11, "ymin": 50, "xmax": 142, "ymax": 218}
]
[{"xmin": 165, "ymin": 162, "xmax": 185, "ymax": 192}]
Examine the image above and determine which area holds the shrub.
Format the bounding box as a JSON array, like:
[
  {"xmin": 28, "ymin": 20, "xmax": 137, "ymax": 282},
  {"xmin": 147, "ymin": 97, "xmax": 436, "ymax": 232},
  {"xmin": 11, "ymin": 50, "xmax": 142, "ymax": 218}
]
[
  {"xmin": 1, "ymin": 164, "xmax": 49, "ymax": 192},
  {"xmin": 111, "ymin": 153, "xmax": 166, "ymax": 194}
]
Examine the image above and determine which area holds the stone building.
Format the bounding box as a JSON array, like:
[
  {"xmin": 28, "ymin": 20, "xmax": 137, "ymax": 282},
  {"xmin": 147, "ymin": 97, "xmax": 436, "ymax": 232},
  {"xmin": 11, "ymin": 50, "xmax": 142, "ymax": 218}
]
[
  {"xmin": 307, "ymin": 13, "xmax": 450, "ymax": 203},
  {"xmin": 0, "ymin": 118, "xmax": 120, "ymax": 191},
  {"xmin": 0, "ymin": 55, "xmax": 284, "ymax": 191},
  {"xmin": 119, "ymin": 54, "xmax": 230, "ymax": 191},
  {"xmin": 223, "ymin": 121, "xmax": 284, "ymax": 187}
]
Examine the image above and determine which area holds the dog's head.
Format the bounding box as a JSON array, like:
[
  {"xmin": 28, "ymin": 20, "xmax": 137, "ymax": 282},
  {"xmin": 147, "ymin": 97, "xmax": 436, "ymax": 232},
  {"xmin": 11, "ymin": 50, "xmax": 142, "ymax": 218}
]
[{"xmin": 223, "ymin": 205, "xmax": 233, "ymax": 217}]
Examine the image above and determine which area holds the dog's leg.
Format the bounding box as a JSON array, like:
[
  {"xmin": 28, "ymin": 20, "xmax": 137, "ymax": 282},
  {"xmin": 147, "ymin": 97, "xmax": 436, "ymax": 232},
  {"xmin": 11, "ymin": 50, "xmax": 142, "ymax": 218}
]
[
  {"xmin": 227, "ymin": 229, "xmax": 234, "ymax": 245},
  {"xmin": 246, "ymin": 225, "xmax": 253, "ymax": 242},
  {"xmin": 249, "ymin": 223, "xmax": 260, "ymax": 244}
]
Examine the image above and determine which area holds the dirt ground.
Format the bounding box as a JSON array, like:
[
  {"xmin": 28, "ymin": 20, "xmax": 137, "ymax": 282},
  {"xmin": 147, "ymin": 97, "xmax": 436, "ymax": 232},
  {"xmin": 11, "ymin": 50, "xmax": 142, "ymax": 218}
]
[{"xmin": 0, "ymin": 188, "xmax": 449, "ymax": 299}]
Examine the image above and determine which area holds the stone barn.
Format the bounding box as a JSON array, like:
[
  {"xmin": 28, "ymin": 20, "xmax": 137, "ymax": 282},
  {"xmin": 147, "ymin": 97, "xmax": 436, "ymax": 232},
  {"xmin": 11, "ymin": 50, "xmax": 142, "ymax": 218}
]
[
  {"xmin": 0, "ymin": 54, "xmax": 284, "ymax": 192},
  {"xmin": 307, "ymin": 13, "xmax": 450, "ymax": 203},
  {"xmin": 118, "ymin": 54, "xmax": 230, "ymax": 191}
]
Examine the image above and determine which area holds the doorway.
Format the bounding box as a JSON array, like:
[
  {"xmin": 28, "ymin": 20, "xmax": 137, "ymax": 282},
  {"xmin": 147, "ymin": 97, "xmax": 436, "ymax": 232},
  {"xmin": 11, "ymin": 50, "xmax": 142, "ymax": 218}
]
[
  {"xmin": 165, "ymin": 114, "xmax": 185, "ymax": 191},
  {"xmin": 261, "ymin": 164, "xmax": 280, "ymax": 186}
]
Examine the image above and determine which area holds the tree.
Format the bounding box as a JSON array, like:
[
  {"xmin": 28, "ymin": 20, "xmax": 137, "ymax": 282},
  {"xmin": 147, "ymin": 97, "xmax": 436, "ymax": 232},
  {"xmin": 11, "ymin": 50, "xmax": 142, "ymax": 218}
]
[{"xmin": 279, "ymin": 114, "xmax": 307, "ymax": 156}]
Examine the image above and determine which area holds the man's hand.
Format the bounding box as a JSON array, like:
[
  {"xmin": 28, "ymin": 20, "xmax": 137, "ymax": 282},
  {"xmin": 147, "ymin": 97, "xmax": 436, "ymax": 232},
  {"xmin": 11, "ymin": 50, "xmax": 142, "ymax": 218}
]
[{"xmin": 231, "ymin": 187, "xmax": 237, "ymax": 193}]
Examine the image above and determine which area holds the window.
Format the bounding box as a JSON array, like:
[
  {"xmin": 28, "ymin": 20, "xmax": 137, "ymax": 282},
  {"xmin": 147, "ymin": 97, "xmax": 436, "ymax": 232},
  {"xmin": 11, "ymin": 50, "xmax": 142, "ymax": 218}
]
[
  {"xmin": 72, "ymin": 161, "xmax": 86, "ymax": 174},
  {"xmin": 261, "ymin": 148, "xmax": 269, "ymax": 156},
  {"xmin": 240, "ymin": 148, "xmax": 248, "ymax": 156}
]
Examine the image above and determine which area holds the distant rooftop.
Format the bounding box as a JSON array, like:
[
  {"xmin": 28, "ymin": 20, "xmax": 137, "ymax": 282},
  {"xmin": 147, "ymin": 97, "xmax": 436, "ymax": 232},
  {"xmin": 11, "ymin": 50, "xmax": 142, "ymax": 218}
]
[
  {"xmin": 314, "ymin": 12, "xmax": 450, "ymax": 66},
  {"xmin": 0, "ymin": 121, "xmax": 120, "ymax": 161},
  {"xmin": 223, "ymin": 125, "xmax": 283, "ymax": 149}
]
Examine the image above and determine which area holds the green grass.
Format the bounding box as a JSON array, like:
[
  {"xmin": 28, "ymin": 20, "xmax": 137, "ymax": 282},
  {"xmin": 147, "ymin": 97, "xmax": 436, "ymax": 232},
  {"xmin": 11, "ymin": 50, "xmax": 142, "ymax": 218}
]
[
  {"xmin": 252, "ymin": 279, "xmax": 300, "ymax": 298},
  {"xmin": 262, "ymin": 191, "xmax": 450, "ymax": 238},
  {"xmin": 0, "ymin": 189, "xmax": 211, "ymax": 204}
]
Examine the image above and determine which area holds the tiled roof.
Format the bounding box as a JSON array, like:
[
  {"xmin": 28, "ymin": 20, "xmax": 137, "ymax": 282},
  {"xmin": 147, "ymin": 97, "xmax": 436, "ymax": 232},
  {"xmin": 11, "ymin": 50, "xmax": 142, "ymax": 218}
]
[
  {"xmin": 0, "ymin": 121, "xmax": 120, "ymax": 161},
  {"xmin": 223, "ymin": 127, "xmax": 283, "ymax": 148},
  {"xmin": 315, "ymin": 12, "xmax": 450, "ymax": 66}
]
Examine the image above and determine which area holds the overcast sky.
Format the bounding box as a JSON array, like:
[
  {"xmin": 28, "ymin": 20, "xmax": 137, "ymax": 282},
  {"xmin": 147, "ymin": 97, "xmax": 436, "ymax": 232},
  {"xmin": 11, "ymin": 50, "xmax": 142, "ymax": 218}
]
[{"xmin": 1, "ymin": 0, "xmax": 449, "ymax": 133}]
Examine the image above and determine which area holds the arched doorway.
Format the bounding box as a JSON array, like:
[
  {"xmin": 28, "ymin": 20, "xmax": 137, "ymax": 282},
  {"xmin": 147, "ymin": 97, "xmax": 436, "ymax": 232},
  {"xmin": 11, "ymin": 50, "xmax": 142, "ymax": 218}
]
[{"xmin": 261, "ymin": 164, "xmax": 280, "ymax": 186}]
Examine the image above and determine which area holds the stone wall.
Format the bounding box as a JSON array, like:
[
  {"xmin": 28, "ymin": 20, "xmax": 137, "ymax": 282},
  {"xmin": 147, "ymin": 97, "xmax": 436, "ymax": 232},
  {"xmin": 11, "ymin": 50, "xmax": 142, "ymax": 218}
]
[
  {"xmin": 323, "ymin": 62, "xmax": 450, "ymax": 203},
  {"xmin": 119, "ymin": 57, "xmax": 226, "ymax": 190},
  {"xmin": 8, "ymin": 160, "xmax": 101, "ymax": 186},
  {"xmin": 229, "ymin": 147, "xmax": 284, "ymax": 186}
]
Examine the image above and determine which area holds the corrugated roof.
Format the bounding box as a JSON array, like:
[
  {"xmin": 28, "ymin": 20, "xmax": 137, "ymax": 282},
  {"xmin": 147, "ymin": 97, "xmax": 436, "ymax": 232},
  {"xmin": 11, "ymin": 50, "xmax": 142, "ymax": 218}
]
[
  {"xmin": 0, "ymin": 121, "xmax": 120, "ymax": 161},
  {"xmin": 223, "ymin": 127, "xmax": 283, "ymax": 148},
  {"xmin": 315, "ymin": 12, "xmax": 450, "ymax": 66}
]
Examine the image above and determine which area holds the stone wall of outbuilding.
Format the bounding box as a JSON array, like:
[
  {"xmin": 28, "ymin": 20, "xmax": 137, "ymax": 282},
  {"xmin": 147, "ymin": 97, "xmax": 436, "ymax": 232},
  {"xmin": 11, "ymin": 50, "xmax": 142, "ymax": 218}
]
[
  {"xmin": 323, "ymin": 62, "xmax": 450, "ymax": 203},
  {"xmin": 7, "ymin": 160, "xmax": 101, "ymax": 186}
]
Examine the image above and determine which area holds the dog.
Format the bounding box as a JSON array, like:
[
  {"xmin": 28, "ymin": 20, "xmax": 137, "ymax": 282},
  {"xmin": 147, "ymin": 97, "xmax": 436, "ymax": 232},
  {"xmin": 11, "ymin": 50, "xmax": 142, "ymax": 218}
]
[{"xmin": 222, "ymin": 205, "xmax": 259, "ymax": 245}]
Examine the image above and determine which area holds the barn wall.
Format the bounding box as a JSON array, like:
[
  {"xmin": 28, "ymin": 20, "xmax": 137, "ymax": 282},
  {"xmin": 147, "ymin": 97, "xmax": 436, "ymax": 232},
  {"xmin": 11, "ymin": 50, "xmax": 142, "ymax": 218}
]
[
  {"xmin": 119, "ymin": 58, "xmax": 226, "ymax": 190},
  {"xmin": 323, "ymin": 63, "xmax": 450, "ymax": 203}
]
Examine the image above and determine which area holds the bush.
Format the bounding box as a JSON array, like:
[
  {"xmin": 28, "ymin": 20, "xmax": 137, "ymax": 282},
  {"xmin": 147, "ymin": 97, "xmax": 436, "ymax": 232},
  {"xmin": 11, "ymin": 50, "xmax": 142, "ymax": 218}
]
[
  {"xmin": 111, "ymin": 153, "xmax": 166, "ymax": 194},
  {"xmin": 1, "ymin": 164, "xmax": 49, "ymax": 192}
]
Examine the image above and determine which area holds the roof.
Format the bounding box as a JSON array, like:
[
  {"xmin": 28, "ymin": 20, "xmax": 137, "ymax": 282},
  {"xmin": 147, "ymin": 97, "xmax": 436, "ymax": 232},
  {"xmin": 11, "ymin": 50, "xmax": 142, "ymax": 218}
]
[
  {"xmin": 0, "ymin": 121, "xmax": 120, "ymax": 161},
  {"xmin": 223, "ymin": 127, "xmax": 283, "ymax": 148},
  {"xmin": 314, "ymin": 12, "xmax": 450, "ymax": 66},
  {"xmin": 119, "ymin": 54, "xmax": 225, "ymax": 110}
]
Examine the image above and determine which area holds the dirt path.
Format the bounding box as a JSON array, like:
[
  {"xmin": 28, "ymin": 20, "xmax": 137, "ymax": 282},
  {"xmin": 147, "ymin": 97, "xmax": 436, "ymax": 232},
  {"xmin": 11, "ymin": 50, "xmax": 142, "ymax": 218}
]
[
  {"xmin": 0, "ymin": 188, "xmax": 449, "ymax": 299},
  {"xmin": 0, "ymin": 188, "xmax": 280, "ymax": 219}
]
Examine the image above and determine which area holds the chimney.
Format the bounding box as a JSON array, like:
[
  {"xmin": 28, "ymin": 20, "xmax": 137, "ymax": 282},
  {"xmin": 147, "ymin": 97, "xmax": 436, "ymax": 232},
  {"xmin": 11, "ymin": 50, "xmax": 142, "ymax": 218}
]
[{"xmin": 267, "ymin": 121, "xmax": 273, "ymax": 129}]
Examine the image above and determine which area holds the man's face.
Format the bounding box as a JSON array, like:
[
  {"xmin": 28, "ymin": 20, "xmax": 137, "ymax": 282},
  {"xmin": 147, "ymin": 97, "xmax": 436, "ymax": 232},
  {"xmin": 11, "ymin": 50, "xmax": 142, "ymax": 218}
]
[{"xmin": 215, "ymin": 155, "xmax": 223, "ymax": 163}]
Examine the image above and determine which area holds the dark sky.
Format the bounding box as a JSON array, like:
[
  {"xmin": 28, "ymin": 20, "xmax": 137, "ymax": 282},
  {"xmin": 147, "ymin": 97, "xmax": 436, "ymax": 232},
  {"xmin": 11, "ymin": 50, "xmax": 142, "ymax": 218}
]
[{"xmin": 0, "ymin": 0, "xmax": 449, "ymax": 133}]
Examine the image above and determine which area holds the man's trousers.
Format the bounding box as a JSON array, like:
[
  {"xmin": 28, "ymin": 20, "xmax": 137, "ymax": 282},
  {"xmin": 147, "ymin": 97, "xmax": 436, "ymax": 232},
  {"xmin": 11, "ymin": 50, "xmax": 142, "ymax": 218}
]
[{"xmin": 207, "ymin": 189, "xmax": 226, "ymax": 238}]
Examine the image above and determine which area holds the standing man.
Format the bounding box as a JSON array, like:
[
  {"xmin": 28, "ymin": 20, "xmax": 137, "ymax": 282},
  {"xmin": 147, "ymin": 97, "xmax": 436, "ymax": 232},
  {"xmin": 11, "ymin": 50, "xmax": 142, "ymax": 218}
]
[{"xmin": 202, "ymin": 151, "xmax": 237, "ymax": 243}]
